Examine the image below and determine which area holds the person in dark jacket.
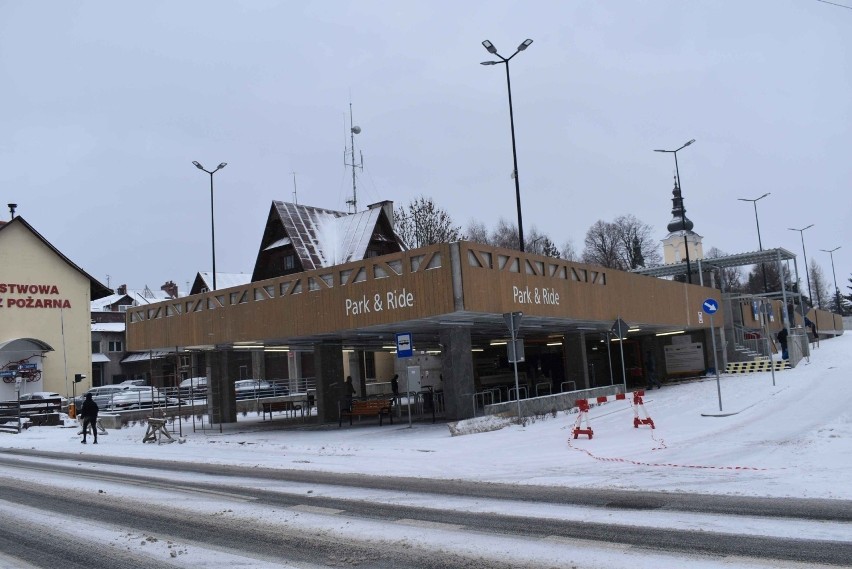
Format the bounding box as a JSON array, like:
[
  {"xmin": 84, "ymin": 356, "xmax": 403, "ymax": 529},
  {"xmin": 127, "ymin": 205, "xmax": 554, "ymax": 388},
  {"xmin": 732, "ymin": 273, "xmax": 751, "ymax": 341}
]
[
  {"xmin": 390, "ymin": 374, "xmax": 400, "ymax": 401},
  {"xmin": 79, "ymin": 392, "xmax": 99, "ymax": 444},
  {"xmin": 777, "ymin": 327, "xmax": 789, "ymax": 360}
]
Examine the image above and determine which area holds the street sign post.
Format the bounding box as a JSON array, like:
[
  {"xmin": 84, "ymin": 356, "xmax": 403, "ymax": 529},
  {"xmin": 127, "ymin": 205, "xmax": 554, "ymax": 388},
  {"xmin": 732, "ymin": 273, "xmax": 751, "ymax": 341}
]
[
  {"xmin": 503, "ymin": 312, "xmax": 524, "ymax": 420},
  {"xmin": 703, "ymin": 298, "xmax": 723, "ymax": 411},
  {"xmin": 395, "ymin": 333, "xmax": 413, "ymax": 358},
  {"xmin": 611, "ymin": 317, "xmax": 629, "ymax": 391}
]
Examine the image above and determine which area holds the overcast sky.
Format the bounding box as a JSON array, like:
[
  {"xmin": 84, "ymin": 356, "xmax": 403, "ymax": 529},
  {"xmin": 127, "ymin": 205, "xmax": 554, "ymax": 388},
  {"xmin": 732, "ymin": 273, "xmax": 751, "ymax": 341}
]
[{"xmin": 2, "ymin": 0, "xmax": 849, "ymax": 298}]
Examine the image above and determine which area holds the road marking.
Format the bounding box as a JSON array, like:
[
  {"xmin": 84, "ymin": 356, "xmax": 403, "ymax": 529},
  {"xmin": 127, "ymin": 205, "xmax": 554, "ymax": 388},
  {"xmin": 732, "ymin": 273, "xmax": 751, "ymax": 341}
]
[
  {"xmin": 290, "ymin": 505, "xmax": 345, "ymax": 515},
  {"xmin": 395, "ymin": 519, "xmax": 464, "ymax": 531}
]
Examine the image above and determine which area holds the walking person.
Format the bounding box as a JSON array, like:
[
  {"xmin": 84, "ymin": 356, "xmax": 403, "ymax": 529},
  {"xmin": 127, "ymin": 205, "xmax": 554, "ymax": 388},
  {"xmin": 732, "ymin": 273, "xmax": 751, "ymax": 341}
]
[
  {"xmin": 777, "ymin": 327, "xmax": 789, "ymax": 360},
  {"xmin": 390, "ymin": 374, "xmax": 400, "ymax": 403},
  {"xmin": 644, "ymin": 350, "xmax": 662, "ymax": 390},
  {"xmin": 80, "ymin": 392, "xmax": 99, "ymax": 444},
  {"xmin": 343, "ymin": 375, "xmax": 356, "ymax": 411}
]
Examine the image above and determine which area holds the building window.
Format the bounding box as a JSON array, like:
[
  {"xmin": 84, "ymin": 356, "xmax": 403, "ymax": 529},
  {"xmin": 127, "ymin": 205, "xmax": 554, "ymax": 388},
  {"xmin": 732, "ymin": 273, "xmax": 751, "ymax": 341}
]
[
  {"xmin": 366, "ymin": 249, "xmax": 379, "ymax": 258},
  {"xmin": 91, "ymin": 341, "xmax": 100, "ymax": 353},
  {"xmin": 283, "ymin": 254, "xmax": 295, "ymax": 270},
  {"xmin": 108, "ymin": 341, "xmax": 123, "ymax": 352}
]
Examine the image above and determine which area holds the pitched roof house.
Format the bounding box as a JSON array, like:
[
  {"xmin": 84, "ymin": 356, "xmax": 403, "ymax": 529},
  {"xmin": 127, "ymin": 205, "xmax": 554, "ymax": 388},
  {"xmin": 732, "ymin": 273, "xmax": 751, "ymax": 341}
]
[{"xmin": 251, "ymin": 199, "xmax": 406, "ymax": 282}]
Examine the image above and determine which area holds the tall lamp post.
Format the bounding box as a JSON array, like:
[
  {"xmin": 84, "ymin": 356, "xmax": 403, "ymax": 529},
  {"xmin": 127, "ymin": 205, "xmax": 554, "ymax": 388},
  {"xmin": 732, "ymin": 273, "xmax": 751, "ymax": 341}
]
[
  {"xmin": 738, "ymin": 192, "xmax": 771, "ymax": 293},
  {"xmin": 192, "ymin": 161, "xmax": 227, "ymax": 291},
  {"xmin": 821, "ymin": 246, "xmax": 842, "ymax": 314},
  {"xmin": 654, "ymin": 139, "xmax": 695, "ymax": 283},
  {"xmin": 788, "ymin": 224, "xmax": 814, "ymax": 307},
  {"xmin": 481, "ymin": 38, "xmax": 533, "ymax": 252}
]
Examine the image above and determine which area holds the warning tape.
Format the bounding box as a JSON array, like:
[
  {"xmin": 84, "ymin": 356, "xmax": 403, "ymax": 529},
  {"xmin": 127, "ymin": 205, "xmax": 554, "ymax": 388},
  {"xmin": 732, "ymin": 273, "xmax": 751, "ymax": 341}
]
[{"xmin": 564, "ymin": 396, "xmax": 773, "ymax": 471}]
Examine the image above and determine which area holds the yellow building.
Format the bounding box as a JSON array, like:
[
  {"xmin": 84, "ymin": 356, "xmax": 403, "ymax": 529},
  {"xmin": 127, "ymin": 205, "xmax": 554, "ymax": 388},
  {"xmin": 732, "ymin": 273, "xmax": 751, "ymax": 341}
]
[{"xmin": 0, "ymin": 216, "xmax": 111, "ymax": 400}]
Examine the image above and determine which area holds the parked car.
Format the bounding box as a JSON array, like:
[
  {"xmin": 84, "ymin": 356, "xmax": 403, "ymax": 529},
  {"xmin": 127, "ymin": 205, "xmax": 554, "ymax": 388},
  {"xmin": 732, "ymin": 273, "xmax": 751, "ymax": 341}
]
[
  {"xmin": 19, "ymin": 391, "xmax": 67, "ymax": 412},
  {"xmin": 107, "ymin": 386, "xmax": 180, "ymax": 410},
  {"xmin": 120, "ymin": 379, "xmax": 148, "ymax": 387},
  {"xmin": 74, "ymin": 385, "xmax": 130, "ymax": 410},
  {"xmin": 234, "ymin": 379, "xmax": 287, "ymax": 399},
  {"xmin": 178, "ymin": 377, "xmax": 208, "ymax": 398}
]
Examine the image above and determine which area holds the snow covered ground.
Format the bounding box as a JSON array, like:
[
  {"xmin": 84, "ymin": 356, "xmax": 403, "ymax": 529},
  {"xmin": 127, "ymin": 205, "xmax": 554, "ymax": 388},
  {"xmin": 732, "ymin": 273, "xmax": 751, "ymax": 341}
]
[{"xmin": 5, "ymin": 333, "xmax": 851, "ymax": 501}]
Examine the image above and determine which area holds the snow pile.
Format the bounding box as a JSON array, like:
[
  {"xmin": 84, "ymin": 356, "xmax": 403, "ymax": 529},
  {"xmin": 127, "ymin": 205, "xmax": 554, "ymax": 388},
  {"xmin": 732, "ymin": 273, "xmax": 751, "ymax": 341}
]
[{"xmin": 447, "ymin": 414, "xmax": 514, "ymax": 436}]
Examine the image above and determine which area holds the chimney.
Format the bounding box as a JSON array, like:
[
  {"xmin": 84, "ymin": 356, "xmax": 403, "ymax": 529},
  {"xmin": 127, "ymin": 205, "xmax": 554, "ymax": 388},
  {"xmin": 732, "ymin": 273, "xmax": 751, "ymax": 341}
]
[
  {"xmin": 161, "ymin": 280, "xmax": 178, "ymax": 299},
  {"xmin": 367, "ymin": 200, "xmax": 394, "ymax": 230},
  {"xmin": 117, "ymin": 284, "xmax": 127, "ymax": 295},
  {"xmin": 8, "ymin": 204, "xmax": 17, "ymax": 219}
]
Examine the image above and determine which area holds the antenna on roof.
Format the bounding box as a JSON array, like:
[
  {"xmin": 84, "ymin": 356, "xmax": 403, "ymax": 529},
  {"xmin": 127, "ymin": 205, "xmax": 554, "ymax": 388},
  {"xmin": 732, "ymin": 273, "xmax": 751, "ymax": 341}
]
[
  {"xmin": 344, "ymin": 101, "xmax": 363, "ymax": 213},
  {"xmin": 291, "ymin": 171, "xmax": 298, "ymax": 204}
]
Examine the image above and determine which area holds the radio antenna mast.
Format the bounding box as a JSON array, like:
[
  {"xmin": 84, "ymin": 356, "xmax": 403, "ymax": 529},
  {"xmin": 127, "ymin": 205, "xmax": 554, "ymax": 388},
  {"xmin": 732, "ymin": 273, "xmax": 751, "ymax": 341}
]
[
  {"xmin": 291, "ymin": 171, "xmax": 298, "ymax": 204},
  {"xmin": 344, "ymin": 102, "xmax": 363, "ymax": 213}
]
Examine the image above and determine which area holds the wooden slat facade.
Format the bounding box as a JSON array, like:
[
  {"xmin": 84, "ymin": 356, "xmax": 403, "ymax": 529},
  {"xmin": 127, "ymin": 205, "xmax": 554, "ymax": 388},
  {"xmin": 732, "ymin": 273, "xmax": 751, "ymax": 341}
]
[
  {"xmin": 127, "ymin": 244, "xmax": 454, "ymax": 350},
  {"xmin": 457, "ymin": 242, "xmax": 719, "ymax": 328}
]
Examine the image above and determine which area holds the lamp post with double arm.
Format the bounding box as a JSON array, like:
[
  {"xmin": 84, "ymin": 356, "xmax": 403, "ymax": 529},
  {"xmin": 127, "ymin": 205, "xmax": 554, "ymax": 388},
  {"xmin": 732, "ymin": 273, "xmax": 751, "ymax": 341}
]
[
  {"xmin": 192, "ymin": 161, "xmax": 227, "ymax": 291},
  {"xmin": 821, "ymin": 246, "xmax": 842, "ymax": 315},
  {"xmin": 738, "ymin": 193, "xmax": 771, "ymax": 293},
  {"xmin": 655, "ymin": 139, "xmax": 695, "ymax": 283},
  {"xmin": 481, "ymin": 38, "xmax": 533, "ymax": 253}
]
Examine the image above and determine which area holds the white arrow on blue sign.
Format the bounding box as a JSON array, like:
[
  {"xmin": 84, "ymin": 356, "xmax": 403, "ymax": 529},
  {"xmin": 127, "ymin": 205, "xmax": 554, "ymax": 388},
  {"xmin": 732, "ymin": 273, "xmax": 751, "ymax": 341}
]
[{"xmin": 702, "ymin": 298, "xmax": 719, "ymax": 315}]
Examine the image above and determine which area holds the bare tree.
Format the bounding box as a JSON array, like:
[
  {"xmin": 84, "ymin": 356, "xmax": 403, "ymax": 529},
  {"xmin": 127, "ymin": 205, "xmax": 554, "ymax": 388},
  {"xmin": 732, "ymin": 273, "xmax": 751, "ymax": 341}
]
[
  {"xmin": 612, "ymin": 214, "xmax": 661, "ymax": 269},
  {"xmin": 809, "ymin": 260, "xmax": 831, "ymax": 309},
  {"xmin": 394, "ymin": 196, "xmax": 462, "ymax": 248},
  {"xmin": 705, "ymin": 247, "xmax": 743, "ymax": 292},
  {"xmin": 560, "ymin": 240, "xmax": 578, "ymax": 261},
  {"xmin": 464, "ymin": 219, "xmax": 490, "ymax": 245},
  {"xmin": 582, "ymin": 220, "xmax": 623, "ymax": 269},
  {"xmin": 525, "ymin": 227, "xmax": 560, "ymax": 257},
  {"xmin": 490, "ymin": 218, "xmax": 520, "ymax": 250}
]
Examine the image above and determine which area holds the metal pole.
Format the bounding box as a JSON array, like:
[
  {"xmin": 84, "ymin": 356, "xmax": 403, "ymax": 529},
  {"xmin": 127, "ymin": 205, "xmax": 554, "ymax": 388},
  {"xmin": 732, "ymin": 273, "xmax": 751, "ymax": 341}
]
[
  {"xmin": 504, "ymin": 61, "xmax": 525, "ymax": 252},
  {"xmin": 605, "ymin": 332, "xmax": 614, "ymax": 385},
  {"xmin": 209, "ymin": 171, "xmax": 217, "ymax": 291},
  {"xmin": 753, "ymin": 201, "xmax": 768, "ymax": 293},
  {"xmin": 510, "ymin": 313, "xmax": 522, "ymax": 420},
  {"xmin": 617, "ymin": 317, "xmax": 627, "ymax": 393},
  {"xmin": 710, "ymin": 314, "xmax": 722, "ymax": 411}
]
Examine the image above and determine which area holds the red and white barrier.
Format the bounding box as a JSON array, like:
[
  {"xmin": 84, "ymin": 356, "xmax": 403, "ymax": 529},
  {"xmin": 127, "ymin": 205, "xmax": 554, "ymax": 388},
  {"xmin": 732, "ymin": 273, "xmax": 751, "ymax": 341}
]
[
  {"xmin": 573, "ymin": 390, "xmax": 655, "ymax": 433},
  {"xmin": 572, "ymin": 398, "xmax": 594, "ymax": 439}
]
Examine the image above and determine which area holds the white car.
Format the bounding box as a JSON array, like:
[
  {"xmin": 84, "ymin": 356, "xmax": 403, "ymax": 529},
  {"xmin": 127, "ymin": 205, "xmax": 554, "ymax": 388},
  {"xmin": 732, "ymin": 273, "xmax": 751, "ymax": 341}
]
[
  {"xmin": 19, "ymin": 391, "xmax": 67, "ymax": 411},
  {"xmin": 107, "ymin": 386, "xmax": 180, "ymax": 410}
]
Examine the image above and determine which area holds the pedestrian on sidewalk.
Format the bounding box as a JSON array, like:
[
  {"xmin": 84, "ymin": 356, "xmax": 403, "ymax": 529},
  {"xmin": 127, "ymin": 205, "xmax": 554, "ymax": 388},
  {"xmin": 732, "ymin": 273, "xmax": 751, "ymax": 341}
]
[{"xmin": 79, "ymin": 392, "xmax": 99, "ymax": 444}]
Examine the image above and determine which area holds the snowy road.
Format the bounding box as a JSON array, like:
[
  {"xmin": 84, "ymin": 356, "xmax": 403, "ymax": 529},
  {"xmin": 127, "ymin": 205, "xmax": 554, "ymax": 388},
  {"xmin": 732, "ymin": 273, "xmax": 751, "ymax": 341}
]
[{"xmin": 0, "ymin": 451, "xmax": 849, "ymax": 569}]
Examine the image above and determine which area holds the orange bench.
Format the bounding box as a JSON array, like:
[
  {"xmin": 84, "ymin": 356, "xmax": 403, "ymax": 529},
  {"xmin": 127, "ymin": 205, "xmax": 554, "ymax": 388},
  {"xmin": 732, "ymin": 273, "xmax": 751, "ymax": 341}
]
[{"xmin": 339, "ymin": 399, "xmax": 393, "ymax": 427}]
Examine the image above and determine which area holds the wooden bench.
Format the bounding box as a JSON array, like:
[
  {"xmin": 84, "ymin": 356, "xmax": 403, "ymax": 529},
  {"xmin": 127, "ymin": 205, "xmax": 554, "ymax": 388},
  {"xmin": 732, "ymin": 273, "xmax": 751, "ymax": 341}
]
[
  {"xmin": 262, "ymin": 400, "xmax": 302, "ymax": 420},
  {"xmin": 339, "ymin": 399, "xmax": 393, "ymax": 427}
]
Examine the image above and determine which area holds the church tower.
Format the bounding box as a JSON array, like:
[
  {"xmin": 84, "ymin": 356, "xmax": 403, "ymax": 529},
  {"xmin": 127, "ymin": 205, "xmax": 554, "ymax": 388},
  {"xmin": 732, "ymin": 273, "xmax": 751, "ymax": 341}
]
[{"xmin": 662, "ymin": 176, "xmax": 703, "ymax": 265}]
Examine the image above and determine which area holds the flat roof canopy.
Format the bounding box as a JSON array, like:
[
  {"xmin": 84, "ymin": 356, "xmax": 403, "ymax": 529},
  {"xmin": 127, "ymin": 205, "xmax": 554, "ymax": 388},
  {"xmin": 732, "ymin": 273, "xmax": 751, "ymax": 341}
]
[{"xmin": 631, "ymin": 248, "xmax": 797, "ymax": 279}]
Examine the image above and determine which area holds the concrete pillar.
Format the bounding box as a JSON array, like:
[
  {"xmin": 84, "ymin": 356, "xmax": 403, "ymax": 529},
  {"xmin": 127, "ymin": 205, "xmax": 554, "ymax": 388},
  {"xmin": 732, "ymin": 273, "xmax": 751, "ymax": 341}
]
[
  {"xmin": 206, "ymin": 350, "xmax": 237, "ymax": 424},
  {"xmin": 439, "ymin": 326, "xmax": 475, "ymax": 421},
  {"xmin": 349, "ymin": 350, "xmax": 366, "ymax": 398},
  {"xmin": 251, "ymin": 350, "xmax": 265, "ymax": 381},
  {"xmin": 313, "ymin": 342, "xmax": 344, "ymax": 423},
  {"xmin": 562, "ymin": 332, "xmax": 590, "ymax": 390}
]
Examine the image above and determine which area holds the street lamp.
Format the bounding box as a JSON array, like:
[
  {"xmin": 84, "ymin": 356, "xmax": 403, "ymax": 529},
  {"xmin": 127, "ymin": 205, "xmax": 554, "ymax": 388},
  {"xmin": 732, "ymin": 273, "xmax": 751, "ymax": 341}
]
[
  {"xmin": 788, "ymin": 224, "xmax": 814, "ymax": 307},
  {"xmin": 654, "ymin": 139, "xmax": 695, "ymax": 283},
  {"xmin": 481, "ymin": 38, "xmax": 533, "ymax": 252},
  {"xmin": 738, "ymin": 192, "xmax": 771, "ymax": 293},
  {"xmin": 192, "ymin": 161, "xmax": 227, "ymax": 291},
  {"xmin": 820, "ymin": 246, "xmax": 842, "ymax": 314}
]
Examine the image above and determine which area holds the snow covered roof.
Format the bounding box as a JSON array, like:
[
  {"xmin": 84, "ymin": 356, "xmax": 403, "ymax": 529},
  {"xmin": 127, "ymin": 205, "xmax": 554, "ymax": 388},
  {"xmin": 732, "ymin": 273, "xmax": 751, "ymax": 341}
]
[
  {"xmin": 121, "ymin": 351, "xmax": 173, "ymax": 363},
  {"xmin": 195, "ymin": 272, "xmax": 252, "ymax": 291},
  {"xmin": 271, "ymin": 202, "xmax": 382, "ymax": 270},
  {"xmin": 92, "ymin": 322, "xmax": 125, "ymax": 333}
]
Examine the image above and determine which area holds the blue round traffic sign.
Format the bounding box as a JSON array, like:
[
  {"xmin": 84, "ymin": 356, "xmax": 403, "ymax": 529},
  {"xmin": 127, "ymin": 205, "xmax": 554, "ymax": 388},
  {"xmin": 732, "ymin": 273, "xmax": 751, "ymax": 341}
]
[{"xmin": 702, "ymin": 298, "xmax": 719, "ymax": 315}]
